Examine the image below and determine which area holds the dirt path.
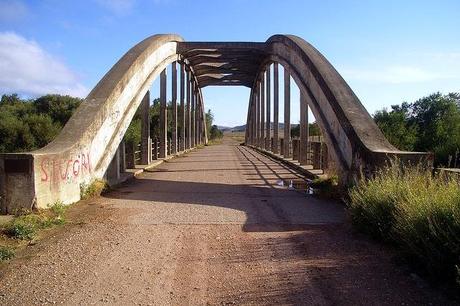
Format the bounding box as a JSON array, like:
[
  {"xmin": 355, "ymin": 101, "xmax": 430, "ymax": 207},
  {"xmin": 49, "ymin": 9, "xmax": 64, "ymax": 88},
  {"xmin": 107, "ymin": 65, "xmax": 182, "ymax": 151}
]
[{"xmin": 0, "ymin": 138, "xmax": 452, "ymax": 305}]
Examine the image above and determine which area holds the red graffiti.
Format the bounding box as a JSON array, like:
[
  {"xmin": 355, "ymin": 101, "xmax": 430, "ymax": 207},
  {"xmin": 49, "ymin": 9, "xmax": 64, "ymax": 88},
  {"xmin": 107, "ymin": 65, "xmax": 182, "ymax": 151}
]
[{"xmin": 40, "ymin": 152, "xmax": 91, "ymax": 183}]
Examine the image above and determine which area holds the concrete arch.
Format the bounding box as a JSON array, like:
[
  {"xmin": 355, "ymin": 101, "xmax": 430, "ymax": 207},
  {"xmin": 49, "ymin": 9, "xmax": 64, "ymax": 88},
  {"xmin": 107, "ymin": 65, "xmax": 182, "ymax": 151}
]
[
  {"xmin": 0, "ymin": 34, "xmax": 208, "ymax": 212},
  {"xmin": 0, "ymin": 33, "xmax": 430, "ymax": 213},
  {"xmin": 247, "ymin": 34, "xmax": 431, "ymax": 181}
]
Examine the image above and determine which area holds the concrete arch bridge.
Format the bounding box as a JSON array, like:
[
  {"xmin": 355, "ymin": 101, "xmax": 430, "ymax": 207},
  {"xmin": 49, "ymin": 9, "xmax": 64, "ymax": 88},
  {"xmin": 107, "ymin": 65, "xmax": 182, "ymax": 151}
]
[{"xmin": 0, "ymin": 34, "xmax": 430, "ymax": 213}]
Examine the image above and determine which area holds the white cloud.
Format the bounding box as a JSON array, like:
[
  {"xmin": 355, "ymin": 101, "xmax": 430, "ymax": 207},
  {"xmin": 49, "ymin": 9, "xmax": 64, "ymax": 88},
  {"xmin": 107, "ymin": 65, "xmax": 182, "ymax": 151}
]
[
  {"xmin": 0, "ymin": 0, "xmax": 28, "ymax": 22},
  {"xmin": 0, "ymin": 32, "xmax": 88, "ymax": 97},
  {"xmin": 96, "ymin": 0, "xmax": 136, "ymax": 15}
]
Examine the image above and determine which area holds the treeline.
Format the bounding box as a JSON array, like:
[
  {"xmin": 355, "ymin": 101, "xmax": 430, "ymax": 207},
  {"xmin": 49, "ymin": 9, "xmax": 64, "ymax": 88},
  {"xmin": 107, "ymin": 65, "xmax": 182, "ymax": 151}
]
[
  {"xmin": 374, "ymin": 92, "xmax": 460, "ymax": 166},
  {"xmin": 123, "ymin": 98, "xmax": 218, "ymax": 145},
  {"xmin": 2, "ymin": 92, "xmax": 459, "ymax": 166},
  {"xmin": 0, "ymin": 94, "xmax": 219, "ymax": 154},
  {"xmin": 0, "ymin": 94, "xmax": 82, "ymax": 153}
]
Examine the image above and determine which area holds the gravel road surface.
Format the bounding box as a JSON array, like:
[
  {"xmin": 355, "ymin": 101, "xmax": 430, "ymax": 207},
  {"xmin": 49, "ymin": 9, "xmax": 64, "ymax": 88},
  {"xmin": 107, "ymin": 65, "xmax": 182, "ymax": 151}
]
[{"xmin": 0, "ymin": 138, "xmax": 451, "ymax": 305}]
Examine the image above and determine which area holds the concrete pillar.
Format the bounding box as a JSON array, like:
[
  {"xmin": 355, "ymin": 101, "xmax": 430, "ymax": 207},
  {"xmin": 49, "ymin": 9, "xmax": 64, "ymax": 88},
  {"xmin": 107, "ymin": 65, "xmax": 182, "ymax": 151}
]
[
  {"xmin": 195, "ymin": 92, "xmax": 200, "ymax": 145},
  {"xmin": 106, "ymin": 142, "xmax": 121, "ymax": 185},
  {"xmin": 140, "ymin": 91, "xmax": 151, "ymax": 165},
  {"xmin": 260, "ymin": 74, "xmax": 265, "ymax": 148},
  {"xmin": 191, "ymin": 84, "xmax": 196, "ymax": 147},
  {"xmin": 180, "ymin": 63, "xmax": 185, "ymax": 151},
  {"xmin": 292, "ymin": 139, "xmax": 299, "ymax": 161},
  {"xmin": 254, "ymin": 84, "xmax": 260, "ymax": 146},
  {"xmin": 125, "ymin": 141, "xmax": 135, "ymax": 168},
  {"xmin": 265, "ymin": 67, "xmax": 271, "ymax": 151},
  {"xmin": 171, "ymin": 62, "xmax": 177, "ymax": 155},
  {"xmin": 186, "ymin": 69, "xmax": 191, "ymax": 149},
  {"xmin": 283, "ymin": 67, "xmax": 291, "ymax": 158},
  {"xmin": 198, "ymin": 94, "xmax": 203, "ymax": 144},
  {"xmin": 119, "ymin": 140, "xmax": 126, "ymax": 173},
  {"xmin": 249, "ymin": 93, "xmax": 255, "ymax": 145},
  {"xmin": 273, "ymin": 63, "xmax": 279, "ymax": 154},
  {"xmin": 249, "ymin": 93, "xmax": 254, "ymax": 144},
  {"xmin": 159, "ymin": 69, "xmax": 167, "ymax": 158},
  {"xmin": 299, "ymin": 91, "xmax": 309, "ymax": 165}
]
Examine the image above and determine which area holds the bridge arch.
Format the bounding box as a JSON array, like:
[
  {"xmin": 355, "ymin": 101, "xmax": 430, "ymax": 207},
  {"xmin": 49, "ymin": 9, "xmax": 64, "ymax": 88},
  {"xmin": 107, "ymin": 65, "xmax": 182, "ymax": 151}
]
[
  {"xmin": 0, "ymin": 34, "xmax": 430, "ymax": 213},
  {"xmin": 0, "ymin": 34, "xmax": 209, "ymax": 212},
  {"xmin": 246, "ymin": 35, "xmax": 430, "ymax": 181}
]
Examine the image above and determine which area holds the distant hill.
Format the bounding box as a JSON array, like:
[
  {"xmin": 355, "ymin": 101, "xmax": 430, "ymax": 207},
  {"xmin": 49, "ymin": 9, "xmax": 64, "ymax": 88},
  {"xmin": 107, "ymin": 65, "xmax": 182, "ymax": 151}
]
[{"xmin": 216, "ymin": 123, "xmax": 299, "ymax": 133}]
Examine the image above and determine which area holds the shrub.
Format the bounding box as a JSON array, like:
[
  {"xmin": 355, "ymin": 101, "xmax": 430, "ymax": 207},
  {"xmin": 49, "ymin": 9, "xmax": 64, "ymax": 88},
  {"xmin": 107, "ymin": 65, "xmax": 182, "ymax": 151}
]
[
  {"xmin": 5, "ymin": 214, "xmax": 43, "ymax": 240},
  {"xmin": 0, "ymin": 246, "xmax": 15, "ymax": 261},
  {"xmin": 348, "ymin": 163, "xmax": 460, "ymax": 286},
  {"xmin": 80, "ymin": 179, "xmax": 108, "ymax": 200},
  {"xmin": 3, "ymin": 201, "xmax": 69, "ymax": 240}
]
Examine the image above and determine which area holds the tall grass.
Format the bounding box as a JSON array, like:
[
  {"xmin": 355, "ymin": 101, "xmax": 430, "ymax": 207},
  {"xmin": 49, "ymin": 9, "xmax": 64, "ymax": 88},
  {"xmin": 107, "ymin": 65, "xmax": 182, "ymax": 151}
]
[{"xmin": 348, "ymin": 163, "xmax": 460, "ymax": 286}]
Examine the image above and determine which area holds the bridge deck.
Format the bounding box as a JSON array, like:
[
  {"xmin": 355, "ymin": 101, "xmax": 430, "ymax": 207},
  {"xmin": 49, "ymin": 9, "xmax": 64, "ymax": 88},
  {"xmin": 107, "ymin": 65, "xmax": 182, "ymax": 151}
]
[{"xmin": 0, "ymin": 138, "xmax": 448, "ymax": 305}]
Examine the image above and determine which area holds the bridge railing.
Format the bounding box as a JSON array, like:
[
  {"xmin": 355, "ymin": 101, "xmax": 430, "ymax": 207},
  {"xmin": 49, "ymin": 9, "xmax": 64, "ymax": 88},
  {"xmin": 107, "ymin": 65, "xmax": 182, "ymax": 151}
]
[{"xmin": 267, "ymin": 137, "xmax": 328, "ymax": 173}]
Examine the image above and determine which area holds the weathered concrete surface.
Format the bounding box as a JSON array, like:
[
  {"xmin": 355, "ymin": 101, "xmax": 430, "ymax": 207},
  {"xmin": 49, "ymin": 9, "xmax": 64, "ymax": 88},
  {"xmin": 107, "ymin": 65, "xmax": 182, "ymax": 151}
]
[
  {"xmin": 247, "ymin": 35, "xmax": 433, "ymax": 181},
  {"xmin": 0, "ymin": 139, "xmax": 451, "ymax": 305},
  {"xmin": 0, "ymin": 35, "xmax": 184, "ymax": 212},
  {"xmin": 0, "ymin": 33, "xmax": 431, "ymax": 214}
]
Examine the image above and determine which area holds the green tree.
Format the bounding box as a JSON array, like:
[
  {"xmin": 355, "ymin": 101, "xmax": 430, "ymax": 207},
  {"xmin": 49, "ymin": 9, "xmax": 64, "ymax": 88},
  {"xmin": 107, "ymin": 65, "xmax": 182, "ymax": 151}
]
[
  {"xmin": 209, "ymin": 125, "xmax": 223, "ymax": 140},
  {"xmin": 34, "ymin": 94, "xmax": 82, "ymax": 126},
  {"xmin": 374, "ymin": 92, "xmax": 460, "ymax": 166},
  {"xmin": 0, "ymin": 94, "xmax": 82, "ymax": 153},
  {"xmin": 291, "ymin": 122, "xmax": 322, "ymax": 138},
  {"xmin": 374, "ymin": 103, "xmax": 418, "ymax": 151}
]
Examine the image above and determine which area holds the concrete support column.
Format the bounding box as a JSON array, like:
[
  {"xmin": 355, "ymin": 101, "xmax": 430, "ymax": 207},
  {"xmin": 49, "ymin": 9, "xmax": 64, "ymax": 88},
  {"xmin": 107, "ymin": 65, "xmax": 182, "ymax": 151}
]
[
  {"xmin": 119, "ymin": 140, "xmax": 126, "ymax": 173},
  {"xmin": 255, "ymin": 85, "xmax": 260, "ymax": 146},
  {"xmin": 265, "ymin": 66, "xmax": 271, "ymax": 151},
  {"xmin": 186, "ymin": 69, "xmax": 191, "ymax": 149},
  {"xmin": 273, "ymin": 63, "xmax": 279, "ymax": 154},
  {"xmin": 191, "ymin": 85, "xmax": 196, "ymax": 147},
  {"xmin": 249, "ymin": 94, "xmax": 255, "ymax": 145},
  {"xmin": 106, "ymin": 141, "xmax": 122, "ymax": 185},
  {"xmin": 159, "ymin": 69, "xmax": 167, "ymax": 158},
  {"xmin": 180, "ymin": 63, "xmax": 185, "ymax": 151},
  {"xmin": 248, "ymin": 94, "xmax": 255, "ymax": 145},
  {"xmin": 171, "ymin": 62, "xmax": 177, "ymax": 155},
  {"xmin": 195, "ymin": 89, "xmax": 199, "ymax": 145},
  {"xmin": 140, "ymin": 91, "xmax": 151, "ymax": 165},
  {"xmin": 198, "ymin": 95, "xmax": 203, "ymax": 144},
  {"xmin": 283, "ymin": 67, "xmax": 291, "ymax": 158},
  {"xmin": 299, "ymin": 91, "xmax": 309, "ymax": 165},
  {"xmin": 260, "ymin": 74, "xmax": 265, "ymax": 148}
]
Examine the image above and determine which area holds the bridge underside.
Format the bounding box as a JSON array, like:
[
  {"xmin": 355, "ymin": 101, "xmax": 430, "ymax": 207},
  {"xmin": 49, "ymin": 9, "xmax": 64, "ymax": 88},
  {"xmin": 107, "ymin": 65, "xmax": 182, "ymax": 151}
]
[
  {"xmin": 178, "ymin": 42, "xmax": 267, "ymax": 88},
  {"xmin": 0, "ymin": 34, "xmax": 432, "ymax": 213}
]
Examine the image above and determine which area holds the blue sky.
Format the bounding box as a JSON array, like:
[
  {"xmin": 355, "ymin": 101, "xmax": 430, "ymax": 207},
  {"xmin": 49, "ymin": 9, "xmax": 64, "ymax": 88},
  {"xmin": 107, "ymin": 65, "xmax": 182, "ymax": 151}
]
[{"xmin": 0, "ymin": 0, "xmax": 459, "ymax": 126}]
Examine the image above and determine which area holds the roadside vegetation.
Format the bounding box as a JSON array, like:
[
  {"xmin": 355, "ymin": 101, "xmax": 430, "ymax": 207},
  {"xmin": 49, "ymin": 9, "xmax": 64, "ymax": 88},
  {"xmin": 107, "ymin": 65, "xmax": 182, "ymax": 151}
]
[
  {"xmin": 346, "ymin": 91, "xmax": 460, "ymax": 289},
  {"xmin": 348, "ymin": 163, "xmax": 460, "ymax": 288},
  {"xmin": 3, "ymin": 201, "xmax": 68, "ymax": 241},
  {"xmin": 0, "ymin": 94, "xmax": 82, "ymax": 153},
  {"xmin": 0, "ymin": 201, "xmax": 69, "ymax": 262},
  {"xmin": 374, "ymin": 92, "xmax": 460, "ymax": 167},
  {"xmin": 0, "ymin": 246, "xmax": 15, "ymax": 261},
  {"xmin": 80, "ymin": 179, "xmax": 109, "ymax": 200}
]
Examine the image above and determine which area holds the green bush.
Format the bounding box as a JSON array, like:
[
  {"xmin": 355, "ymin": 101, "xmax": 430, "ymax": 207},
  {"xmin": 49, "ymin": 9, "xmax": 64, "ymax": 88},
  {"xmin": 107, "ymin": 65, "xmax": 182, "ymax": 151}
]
[
  {"xmin": 0, "ymin": 246, "xmax": 15, "ymax": 261},
  {"xmin": 5, "ymin": 214, "xmax": 43, "ymax": 240},
  {"xmin": 348, "ymin": 163, "xmax": 460, "ymax": 286},
  {"xmin": 3, "ymin": 201, "xmax": 69, "ymax": 240},
  {"xmin": 80, "ymin": 179, "xmax": 108, "ymax": 200}
]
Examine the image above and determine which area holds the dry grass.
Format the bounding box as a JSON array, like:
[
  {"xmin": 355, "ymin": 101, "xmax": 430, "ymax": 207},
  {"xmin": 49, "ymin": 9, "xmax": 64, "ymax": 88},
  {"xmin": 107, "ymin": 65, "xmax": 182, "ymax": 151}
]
[{"xmin": 348, "ymin": 163, "xmax": 460, "ymax": 287}]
